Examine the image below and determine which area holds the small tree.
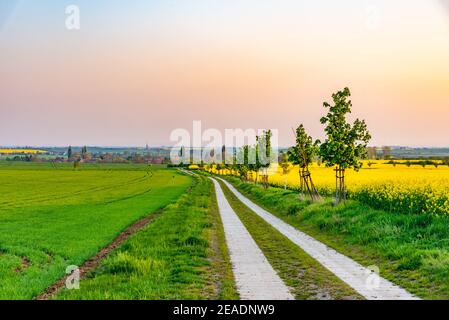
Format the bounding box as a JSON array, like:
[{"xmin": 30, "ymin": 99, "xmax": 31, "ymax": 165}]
[
  {"xmin": 179, "ymin": 146, "xmax": 185, "ymax": 164},
  {"xmin": 319, "ymin": 88, "xmax": 371, "ymax": 204},
  {"xmin": 279, "ymin": 152, "xmax": 293, "ymax": 191},
  {"xmin": 237, "ymin": 165, "xmax": 248, "ymax": 181},
  {"xmin": 81, "ymin": 146, "xmax": 88, "ymax": 160},
  {"xmin": 231, "ymin": 147, "xmax": 237, "ymax": 175},
  {"xmin": 249, "ymin": 143, "xmax": 261, "ymax": 185},
  {"xmin": 189, "ymin": 148, "xmax": 194, "ymax": 165},
  {"xmin": 258, "ymin": 130, "xmax": 273, "ymax": 189},
  {"xmin": 382, "ymin": 146, "xmax": 392, "ymax": 160},
  {"xmin": 67, "ymin": 146, "xmax": 72, "ymax": 160},
  {"xmin": 288, "ymin": 124, "xmax": 320, "ymax": 201},
  {"xmin": 367, "ymin": 147, "xmax": 377, "ymax": 160},
  {"xmin": 443, "ymin": 157, "xmax": 449, "ymax": 167},
  {"xmin": 221, "ymin": 145, "xmax": 226, "ymax": 174},
  {"xmin": 216, "ymin": 163, "xmax": 224, "ymax": 175},
  {"xmin": 236, "ymin": 145, "xmax": 250, "ymax": 181}
]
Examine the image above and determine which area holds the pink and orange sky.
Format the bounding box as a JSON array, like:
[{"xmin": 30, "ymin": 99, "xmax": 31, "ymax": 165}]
[{"xmin": 1, "ymin": 0, "xmax": 449, "ymax": 147}]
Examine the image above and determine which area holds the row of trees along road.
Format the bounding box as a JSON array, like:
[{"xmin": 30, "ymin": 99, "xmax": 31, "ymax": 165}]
[
  {"xmin": 225, "ymin": 87, "xmax": 371, "ymax": 205},
  {"xmin": 200, "ymin": 88, "xmax": 371, "ymax": 203},
  {"xmin": 214, "ymin": 130, "xmax": 274, "ymax": 189},
  {"xmin": 285, "ymin": 87, "xmax": 371, "ymax": 204}
]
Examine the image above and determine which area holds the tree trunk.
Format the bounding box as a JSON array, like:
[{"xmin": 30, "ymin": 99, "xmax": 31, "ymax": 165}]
[
  {"xmin": 263, "ymin": 168, "xmax": 269, "ymax": 189},
  {"xmin": 300, "ymin": 167, "xmax": 321, "ymax": 202},
  {"xmin": 298, "ymin": 168, "xmax": 304, "ymax": 200},
  {"xmin": 335, "ymin": 167, "xmax": 346, "ymax": 204}
]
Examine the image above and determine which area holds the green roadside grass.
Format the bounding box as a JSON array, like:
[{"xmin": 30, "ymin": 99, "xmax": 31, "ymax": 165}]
[
  {"xmin": 56, "ymin": 176, "xmax": 238, "ymax": 300},
  {"xmin": 217, "ymin": 179, "xmax": 362, "ymax": 300},
  {"xmin": 223, "ymin": 176, "xmax": 449, "ymax": 300}
]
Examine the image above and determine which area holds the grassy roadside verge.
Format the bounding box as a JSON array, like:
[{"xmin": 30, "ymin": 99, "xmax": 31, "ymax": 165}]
[
  {"xmin": 56, "ymin": 176, "xmax": 238, "ymax": 300},
  {"xmin": 217, "ymin": 179, "xmax": 362, "ymax": 300},
  {"xmin": 223, "ymin": 176, "xmax": 449, "ymax": 300}
]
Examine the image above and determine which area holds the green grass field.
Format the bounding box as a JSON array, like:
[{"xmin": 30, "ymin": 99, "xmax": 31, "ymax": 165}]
[
  {"xmin": 223, "ymin": 176, "xmax": 449, "ymax": 300},
  {"xmin": 0, "ymin": 162, "xmax": 191, "ymax": 299},
  {"xmin": 57, "ymin": 176, "xmax": 238, "ymax": 300},
  {"xmin": 5, "ymin": 160, "xmax": 448, "ymax": 300}
]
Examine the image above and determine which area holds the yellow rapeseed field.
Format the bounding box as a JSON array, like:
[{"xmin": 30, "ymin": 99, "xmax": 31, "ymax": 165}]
[
  {"xmin": 209, "ymin": 160, "xmax": 449, "ymax": 216},
  {"xmin": 0, "ymin": 149, "xmax": 46, "ymax": 154}
]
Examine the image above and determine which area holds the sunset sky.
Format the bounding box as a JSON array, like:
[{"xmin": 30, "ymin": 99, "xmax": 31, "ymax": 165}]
[{"xmin": 1, "ymin": 0, "xmax": 448, "ymax": 147}]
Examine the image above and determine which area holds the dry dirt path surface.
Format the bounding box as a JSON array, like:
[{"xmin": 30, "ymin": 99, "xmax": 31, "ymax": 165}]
[
  {"xmin": 218, "ymin": 177, "xmax": 420, "ymax": 301},
  {"xmin": 210, "ymin": 178, "xmax": 294, "ymax": 300}
]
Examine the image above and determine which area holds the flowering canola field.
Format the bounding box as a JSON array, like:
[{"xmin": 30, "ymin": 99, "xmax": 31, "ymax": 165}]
[
  {"xmin": 211, "ymin": 161, "xmax": 449, "ymax": 216},
  {"xmin": 270, "ymin": 161, "xmax": 449, "ymax": 216},
  {"xmin": 0, "ymin": 149, "xmax": 47, "ymax": 154}
]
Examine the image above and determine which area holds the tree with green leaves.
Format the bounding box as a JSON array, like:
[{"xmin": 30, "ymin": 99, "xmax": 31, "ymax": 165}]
[
  {"xmin": 178, "ymin": 146, "xmax": 186, "ymax": 166},
  {"xmin": 199, "ymin": 147, "xmax": 205, "ymax": 169},
  {"xmin": 443, "ymin": 158, "xmax": 448, "ymax": 166},
  {"xmin": 279, "ymin": 152, "xmax": 293, "ymax": 191},
  {"xmin": 216, "ymin": 163, "xmax": 223, "ymax": 175},
  {"xmin": 67, "ymin": 146, "xmax": 72, "ymax": 160},
  {"xmin": 237, "ymin": 165, "xmax": 249, "ymax": 181},
  {"xmin": 258, "ymin": 130, "xmax": 273, "ymax": 189},
  {"xmin": 221, "ymin": 145, "xmax": 227, "ymax": 174},
  {"xmin": 319, "ymin": 87, "xmax": 371, "ymax": 204},
  {"xmin": 288, "ymin": 124, "xmax": 320, "ymax": 201},
  {"xmin": 248, "ymin": 143, "xmax": 260, "ymax": 184},
  {"xmin": 179, "ymin": 145, "xmax": 185, "ymax": 158},
  {"xmin": 367, "ymin": 147, "xmax": 377, "ymax": 160},
  {"xmin": 229, "ymin": 147, "xmax": 238, "ymax": 176},
  {"xmin": 81, "ymin": 146, "xmax": 88, "ymax": 160},
  {"xmin": 382, "ymin": 146, "xmax": 392, "ymax": 160},
  {"xmin": 237, "ymin": 145, "xmax": 250, "ymax": 181}
]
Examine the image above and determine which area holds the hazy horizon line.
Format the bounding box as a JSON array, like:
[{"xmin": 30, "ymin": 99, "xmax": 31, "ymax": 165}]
[{"xmin": 2, "ymin": 145, "xmax": 449, "ymax": 150}]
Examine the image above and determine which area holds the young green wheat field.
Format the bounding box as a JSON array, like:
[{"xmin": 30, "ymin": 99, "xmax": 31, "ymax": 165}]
[{"xmin": 0, "ymin": 163, "xmax": 192, "ymax": 299}]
